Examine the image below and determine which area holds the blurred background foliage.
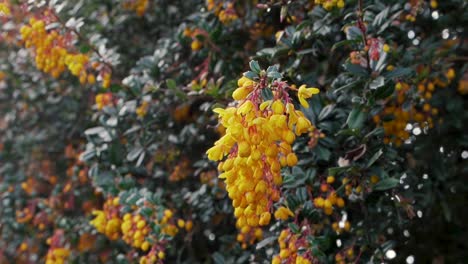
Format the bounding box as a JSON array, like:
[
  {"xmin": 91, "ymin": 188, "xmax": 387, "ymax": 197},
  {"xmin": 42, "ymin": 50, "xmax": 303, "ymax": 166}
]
[{"xmin": 0, "ymin": 0, "xmax": 467, "ymax": 263}]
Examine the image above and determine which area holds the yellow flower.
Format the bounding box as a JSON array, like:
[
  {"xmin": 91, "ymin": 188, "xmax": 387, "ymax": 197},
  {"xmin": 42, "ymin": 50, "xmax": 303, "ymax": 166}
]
[
  {"xmin": 0, "ymin": 3, "xmax": 11, "ymax": 16},
  {"xmin": 274, "ymin": 206, "xmax": 294, "ymax": 220},
  {"xmin": 383, "ymin": 44, "xmax": 390, "ymax": 53},
  {"xmin": 297, "ymin": 85, "xmax": 319, "ymax": 108}
]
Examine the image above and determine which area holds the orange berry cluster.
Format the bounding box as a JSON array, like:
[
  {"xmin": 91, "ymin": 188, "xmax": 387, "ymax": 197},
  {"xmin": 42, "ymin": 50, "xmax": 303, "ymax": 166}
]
[
  {"xmin": 122, "ymin": 0, "xmax": 149, "ymax": 17},
  {"xmin": 373, "ymin": 68, "xmax": 456, "ymax": 146},
  {"xmin": 206, "ymin": 0, "xmax": 239, "ymax": 24},
  {"xmin": 272, "ymin": 226, "xmax": 313, "ymax": 264},
  {"xmin": 20, "ymin": 16, "xmax": 111, "ymax": 87},
  {"xmin": 342, "ymin": 175, "xmax": 380, "ymax": 197},
  {"xmin": 313, "ymin": 176, "xmax": 345, "ymax": 216},
  {"xmin": 169, "ymin": 158, "xmax": 191, "ymax": 182},
  {"xmin": 349, "ymin": 51, "xmax": 365, "ymax": 65},
  {"xmin": 189, "ymin": 78, "xmax": 208, "ymax": 91},
  {"xmin": 307, "ymin": 127, "xmax": 325, "ymax": 149},
  {"xmin": 331, "ymin": 220, "xmax": 351, "ymax": 234},
  {"xmin": 207, "ymin": 74, "xmax": 319, "ymax": 247},
  {"xmin": 335, "ymin": 247, "xmax": 356, "ymax": 264},
  {"xmin": 314, "ymin": 0, "xmax": 345, "ymax": 10},
  {"xmin": 90, "ymin": 197, "xmax": 122, "ymax": 240},
  {"xmin": 199, "ymin": 170, "xmax": 217, "ymax": 185}
]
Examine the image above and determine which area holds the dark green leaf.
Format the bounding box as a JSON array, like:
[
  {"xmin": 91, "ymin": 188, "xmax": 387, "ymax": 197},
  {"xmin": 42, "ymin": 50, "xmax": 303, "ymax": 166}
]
[
  {"xmin": 373, "ymin": 178, "xmax": 399, "ymax": 191},
  {"xmin": 366, "ymin": 149, "xmax": 383, "ymax": 168},
  {"xmin": 344, "ymin": 63, "xmax": 369, "ymax": 77},
  {"xmin": 347, "ymin": 107, "xmax": 367, "ymax": 129},
  {"xmin": 383, "ymin": 67, "xmax": 413, "ymax": 79}
]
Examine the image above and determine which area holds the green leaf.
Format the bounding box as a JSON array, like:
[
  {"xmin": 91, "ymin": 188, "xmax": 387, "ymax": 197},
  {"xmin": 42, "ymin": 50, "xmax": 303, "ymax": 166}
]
[
  {"xmin": 166, "ymin": 79, "xmax": 186, "ymax": 99},
  {"xmin": 296, "ymin": 48, "xmax": 316, "ymax": 55},
  {"xmin": 315, "ymin": 145, "xmax": 331, "ymax": 161},
  {"xmin": 267, "ymin": 71, "xmax": 282, "ymax": 79},
  {"xmin": 318, "ymin": 104, "xmax": 334, "ymax": 121},
  {"xmin": 261, "ymin": 88, "xmax": 274, "ymax": 101},
  {"xmin": 347, "ymin": 107, "xmax": 367, "ymax": 129},
  {"xmin": 288, "ymin": 223, "xmax": 300, "ymax": 233},
  {"xmin": 212, "ymin": 253, "xmax": 225, "ymax": 264},
  {"xmin": 374, "ymin": 84, "xmax": 394, "ymax": 99},
  {"xmin": 383, "ymin": 67, "xmax": 413, "ymax": 79},
  {"xmin": 243, "ymin": 71, "xmax": 258, "ymax": 80},
  {"xmin": 344, "ymin": 63, "xmax": 369, "ymax": 77},
  {"xmin": 166, "ymin": 79, "xmax": 176, "ymax": 89},
  {"xmin": 345, "ymin": 26, "xmax": 363, "ymax": 41},
  {"xmin": 249, "ymin": 60, "xmax": 261, "ymax": 73},
  {"xmin": 331, "ymin": 39, "xmax": 361, "ymax": 51},
  {"xmin": 256, "ymin": 236, "xmax": 277, "ymax": 250},
  {"xmin": 333, "ymin": 80, "xmax": 363, "ymax": 94},
  {"xmin": 80, "ymin": 45, "xmax": 91, "ymax": 53},
  {"xmin": 328, "ymin": 166, "xmax": 351, "ymax": 176},
  {"xmin": 366, "ymin": 149, "xmax": 383, "ymax": 168},
  {"xmin": 369, "ymin": 76, "xmax": 385, "ymax": 89},
  {"xmin": 373, "ymin": 178, "xmax": 399, "ymax": 191}
]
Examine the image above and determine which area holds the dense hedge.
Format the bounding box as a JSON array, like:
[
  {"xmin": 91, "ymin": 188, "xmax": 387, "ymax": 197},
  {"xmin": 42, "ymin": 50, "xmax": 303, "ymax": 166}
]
[{"xmin": 0, "ymin": 0, "xmax": 467, "ymax": 263}]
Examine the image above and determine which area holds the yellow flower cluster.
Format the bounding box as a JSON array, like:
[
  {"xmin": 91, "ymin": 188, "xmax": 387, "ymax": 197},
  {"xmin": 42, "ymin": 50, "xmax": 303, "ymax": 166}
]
[
  {"xmin": 313, "ymin": 0, "xmax": 345, "ymax": 10},
  {"xmin": 45, "ymin": 248, "xmax": 70, "ymax": 264},
  {"xmin": 90, "ymin": 197, "xmax": 187, "ymax": 262},
  {"xmin": 90, "ymin": 197, "xmax": 122, "ymax": 240},
  {"xmin": 0, "ymin": 2, "xmax": 10, "ymax": 16},
  {"xmin": 139, "ymin": 247, "xmax": 166, "ymax": 264},
  {"xmin": 136, "ymin": 101, "xmax": 150, "ymax": 118},
  {"xmin": 183, "ymin": 27, "xmax": 203, "ymax": 51},
  {"xmin": 156, "ymin": 209, "xmax": 180, "ymax": 237},
  {"xmin": 122, "ymin": 213, "xmax": 152, "ymax": 250},
  {"xmin": 313, "ymin": 190, "xmax": 345, "ymax": 215},
  {"xmin": 274, "ymin": 206, "xmax": 294, "ymax": 221},
  {"xmin": 20, "ymin": 18, "xmax": 96, "ymax": 84},
  {"xmin": 95, "ymin": 92, "xmax": 113, "ymax": 110},
  {"xmin": 207, "ymin": 74, "xmax": 319, "ymax": 247},
  {"xmin": 272, "ymin": 228, "xmax": 312, "ymax": 264},
  {"xmin": 137, "ymin": 209, "xmax": 186, "ymax": 263},
  {"xmin": 341, "ymin": 176, "xmax": 363, "ymax": 197},
  {"xmin": 123, "ymin": 0, "xmax": 149, "ymax": 17},
  {"xmin": 206, "ymin": 0, "xmax": 239, "ymax": 24}
]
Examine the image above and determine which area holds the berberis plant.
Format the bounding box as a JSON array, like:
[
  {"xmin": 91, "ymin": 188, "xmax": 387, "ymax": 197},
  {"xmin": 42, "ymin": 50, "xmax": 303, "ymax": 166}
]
[{"xmin": 0, "ymin": 0, "xmax": 466, "ymax": 263}]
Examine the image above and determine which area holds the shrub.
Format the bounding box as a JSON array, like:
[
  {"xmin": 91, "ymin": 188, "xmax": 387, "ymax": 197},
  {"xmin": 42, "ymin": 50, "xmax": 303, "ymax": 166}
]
[{"xmin": 0, "ymin": 0, "xmax": 466, "ymax": 263}]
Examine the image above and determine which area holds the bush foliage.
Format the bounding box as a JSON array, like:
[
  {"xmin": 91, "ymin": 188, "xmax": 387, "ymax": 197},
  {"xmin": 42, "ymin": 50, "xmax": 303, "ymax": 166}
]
[{"xmin": 0, "ymin": 0, "xmax": 467, "ymax": 263}]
